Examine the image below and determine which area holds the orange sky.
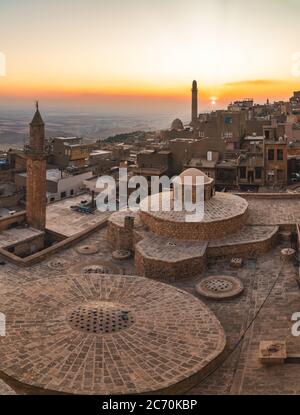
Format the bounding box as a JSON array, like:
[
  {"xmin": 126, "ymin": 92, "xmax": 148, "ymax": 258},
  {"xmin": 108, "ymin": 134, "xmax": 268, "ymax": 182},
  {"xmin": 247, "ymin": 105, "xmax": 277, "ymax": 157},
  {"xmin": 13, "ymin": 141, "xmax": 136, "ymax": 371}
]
[{"xmin": 1, "ymin": 0, "xmax": 300, "ymax": 112}]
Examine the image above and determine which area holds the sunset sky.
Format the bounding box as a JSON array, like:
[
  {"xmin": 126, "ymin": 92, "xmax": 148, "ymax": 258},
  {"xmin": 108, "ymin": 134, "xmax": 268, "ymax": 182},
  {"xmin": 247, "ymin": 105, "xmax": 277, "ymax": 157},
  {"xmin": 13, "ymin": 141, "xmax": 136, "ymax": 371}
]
[{"xmin": 1, "ymin": 0, "xmax": 300, "ymax": 114}]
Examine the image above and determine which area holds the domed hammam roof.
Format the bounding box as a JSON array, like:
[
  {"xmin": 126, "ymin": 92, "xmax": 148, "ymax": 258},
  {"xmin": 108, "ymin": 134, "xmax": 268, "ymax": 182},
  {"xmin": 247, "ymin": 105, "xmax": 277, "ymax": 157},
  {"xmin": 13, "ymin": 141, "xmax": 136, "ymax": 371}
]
[
  {"xmin": 177, "ymin": 168, "xmax": 212, "ymax": 185},
  {"xmin": 171, "ymin": 118, "xmax": 184, "ymax": 130}
]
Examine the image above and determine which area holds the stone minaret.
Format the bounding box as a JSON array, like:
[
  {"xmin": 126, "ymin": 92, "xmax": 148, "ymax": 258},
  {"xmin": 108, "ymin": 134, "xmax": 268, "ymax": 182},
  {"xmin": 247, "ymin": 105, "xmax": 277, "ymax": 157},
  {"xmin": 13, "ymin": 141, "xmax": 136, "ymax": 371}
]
[
  {"xmin": 26, "ymin": 102, "xmax": 46, "ymax": 230},
  {"xmin": 191, "ymin": 80, "xmax": 198, "ymax": 125}
]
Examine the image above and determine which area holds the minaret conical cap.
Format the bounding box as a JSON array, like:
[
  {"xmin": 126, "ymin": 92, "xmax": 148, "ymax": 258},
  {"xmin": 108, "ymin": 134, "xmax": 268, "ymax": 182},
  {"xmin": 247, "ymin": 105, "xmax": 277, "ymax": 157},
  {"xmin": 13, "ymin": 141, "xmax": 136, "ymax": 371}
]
[{"xmin": 30, "ymin": 101, "xmax": 44, "ymax": 126}]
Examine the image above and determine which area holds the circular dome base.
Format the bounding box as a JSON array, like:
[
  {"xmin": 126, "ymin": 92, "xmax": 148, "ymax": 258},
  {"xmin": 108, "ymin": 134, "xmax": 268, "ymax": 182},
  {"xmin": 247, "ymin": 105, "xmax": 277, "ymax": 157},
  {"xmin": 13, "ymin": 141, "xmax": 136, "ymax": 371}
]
[
  {"xmin": 76, "ymin": 245, "xmax": 99, "ymax": 255},
  {"xmin": 47, "ymin": 258, "xmax": 70, "ymax": 270},
  {"xmin": 112, "ymin": 250, "xmax": 131, "ymax": 260},
  {"xmin": 140, "ymin": 191, "xmax": 248, "ymax": 240},
  {"xmin": 196, "ymin": 275, "xmax": 244, "ymax": 300},
  {"xmin": 0, "ymin": 274, "xmax": 225, "ymax": 395}
]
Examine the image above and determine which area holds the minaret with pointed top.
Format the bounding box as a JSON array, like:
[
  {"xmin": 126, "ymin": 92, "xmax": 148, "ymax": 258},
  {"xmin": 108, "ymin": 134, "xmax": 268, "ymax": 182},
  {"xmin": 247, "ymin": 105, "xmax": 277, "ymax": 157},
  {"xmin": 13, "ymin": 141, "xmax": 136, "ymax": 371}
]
[
  {"xmin": 191, "ymin": 80, "xmax": 198, "ymax": 126},
  {"xmin": 26, "ymin": 102, "xmax": 46, "ymax": 230}
]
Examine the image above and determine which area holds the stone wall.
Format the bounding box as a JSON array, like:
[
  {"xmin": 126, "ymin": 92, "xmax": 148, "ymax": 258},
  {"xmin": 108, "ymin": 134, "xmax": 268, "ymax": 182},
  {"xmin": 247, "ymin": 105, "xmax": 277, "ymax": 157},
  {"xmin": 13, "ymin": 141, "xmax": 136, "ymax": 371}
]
[
  {"xmin": 8, "ymin": 234, "xmax": 45, "ymax": 257},
  {"xmin": 237, "ymin": 192, "xmax": 300, "ymax": 200},
  {"xmin": 0, "ymin": 211, "xmax": 26, "ymax": 231},
  {"xmin": 135, "ymin": 249, "xmax": 206, "ymax": 282},
  {"xmin": 107, "ymin": 217, "xmax": 135, "ymax": 250},
  {"xmin": 207, "ymin": 228, "xmax": 278, "ymax": 258},
  {"xmin": 0, "ymin": 217, "xmax": 108, "ymax": 267},
  {"xmin": 0, "ymin": 193, "xmax": 22, "ymax": 208},
  {"xmin": 0, "ymin": 170, "xmax": 13, "ymax": 184},
  {"xmin": 297, "ymin": 224, "xmax": 300, "ymax": 279},
  {"xmin": 140, "ymin": 209, "xmax": 248, "ymax": 240}
]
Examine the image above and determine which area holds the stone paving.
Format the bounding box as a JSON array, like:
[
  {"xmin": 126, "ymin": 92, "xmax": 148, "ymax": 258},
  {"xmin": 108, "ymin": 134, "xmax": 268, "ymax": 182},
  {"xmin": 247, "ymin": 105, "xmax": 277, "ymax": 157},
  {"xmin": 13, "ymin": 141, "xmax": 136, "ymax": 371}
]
[
  {"xmin": 172, "ymin": 243, "xmax": 300, "ymax": 394},
  {"xmin": 0, "ymin": 216, "xmax": 300, "ymax": 394},
  {"xmin": 46, "ymin": 194, "xmax": 110, "ymax": 236},
  {"xmin": 136, "ymin": 235, "xmax": 207, "ymax": 262},
  {"xmin": 0, "ymin": 273, "xmax": 225, "ymax": 395},
  {"xmin": 0, "ymin": 227, "xmax": 44, "ymax": 248},
  {"xmin": 208, "ymin": 225, "xmax": 278, "ymax": 247},
  {"xmin": 246, "ymin": 198, "xmax": 300, "ymax": 225},
  {"xmin": 136, "ymin": 225, "xmax": 278, "ymax": 259},
  {"xmin": 0, "ymin": 227, "xmax": 135, "ymax": 298}
]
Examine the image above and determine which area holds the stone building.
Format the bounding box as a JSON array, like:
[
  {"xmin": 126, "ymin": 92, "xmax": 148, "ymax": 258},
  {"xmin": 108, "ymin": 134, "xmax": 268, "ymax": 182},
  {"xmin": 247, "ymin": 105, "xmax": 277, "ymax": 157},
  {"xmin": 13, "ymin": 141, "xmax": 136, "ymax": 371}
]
[
  {"xmin": 111, "ymin": 143, "xmax": 131, "ymax": 161},
  {"xmin": 264, "ymin": 140, "xmax": 288, "ymax": 186},
  {"xmin": 49, "ymin": 137, "xmax": 96, "ymax": 169},
  {"xmin": 15, "ymin": 169, "xmax": 93, "ymax": 203},
  {"xmin": 132, "ymin": 149, "xmax": 172, "ymax": 179},
  {"xmin": 107, "ymin": 168, "xmax": 278, "ymax": 281}
]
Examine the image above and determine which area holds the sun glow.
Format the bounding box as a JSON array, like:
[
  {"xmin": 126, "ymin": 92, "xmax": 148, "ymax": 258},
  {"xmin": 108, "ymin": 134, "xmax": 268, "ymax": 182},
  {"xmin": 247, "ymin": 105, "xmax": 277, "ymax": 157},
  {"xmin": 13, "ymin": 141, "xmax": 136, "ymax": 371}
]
[{"xmin": 1, "ymin": 0, "xmax": 300, "ymax": 110}]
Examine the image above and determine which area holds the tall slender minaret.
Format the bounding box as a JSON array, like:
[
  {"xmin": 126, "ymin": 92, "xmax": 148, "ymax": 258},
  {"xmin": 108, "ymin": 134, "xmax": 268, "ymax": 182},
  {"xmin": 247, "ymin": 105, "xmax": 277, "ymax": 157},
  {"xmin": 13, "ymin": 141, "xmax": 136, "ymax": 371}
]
[
  {"xmin": 26, "ymin": 102, "xmax": 46, "ymax": 230},
  {"xmin": 191, "ymin": 80, "xmax": 198, "ymax": 125}
]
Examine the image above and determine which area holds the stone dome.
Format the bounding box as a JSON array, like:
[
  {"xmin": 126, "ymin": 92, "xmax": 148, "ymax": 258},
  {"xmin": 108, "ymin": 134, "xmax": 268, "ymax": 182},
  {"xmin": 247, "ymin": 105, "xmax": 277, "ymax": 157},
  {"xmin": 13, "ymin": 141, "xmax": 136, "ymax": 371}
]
[
  {"xmin": 173, "ymin": 168, "xmax": 215, "ymax": 202},
  {"xmin": 171, "ymin": 118, "xmax": 184, "ymax": 130},
  {"xmin": 178, "ymin": 168, "xmax": 212, "ymax": 185}
]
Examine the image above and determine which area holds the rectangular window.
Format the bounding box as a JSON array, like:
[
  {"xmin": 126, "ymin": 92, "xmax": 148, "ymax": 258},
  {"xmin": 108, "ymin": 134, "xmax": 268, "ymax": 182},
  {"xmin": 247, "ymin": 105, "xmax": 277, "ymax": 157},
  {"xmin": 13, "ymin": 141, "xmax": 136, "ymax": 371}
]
[
  {"xmin": 224, "ymin": 116, "xmax": 232, "ymax": 124},
  {"xmin": 277, "ymin": 149, "xmax": 283, "ymax": 160},
  {"xmin": 223, "ymin": 131, "xmax": 233, "ymax": 139},
  {"xmin": 240, "ymin": 167, "xmax": 247, "ymax": 179},
  {"xmin": 255, "ymin": 167, "xmax": 262, "ymax": 179},
  {"xmin": 268, "ymin": 149, "xmax": 274, "ymax": 161}
]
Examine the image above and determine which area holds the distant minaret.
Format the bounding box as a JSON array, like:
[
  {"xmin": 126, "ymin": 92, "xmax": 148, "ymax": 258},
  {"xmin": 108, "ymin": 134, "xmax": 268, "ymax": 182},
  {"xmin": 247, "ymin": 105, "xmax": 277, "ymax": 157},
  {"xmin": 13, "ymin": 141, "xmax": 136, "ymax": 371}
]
[
  {"xmin": 26, "ymin": 102, "xmax": 46, "ymax": 230},
  {"xmin": 191, "ymin": 80, "xmax": 198, "ymax": 125}
]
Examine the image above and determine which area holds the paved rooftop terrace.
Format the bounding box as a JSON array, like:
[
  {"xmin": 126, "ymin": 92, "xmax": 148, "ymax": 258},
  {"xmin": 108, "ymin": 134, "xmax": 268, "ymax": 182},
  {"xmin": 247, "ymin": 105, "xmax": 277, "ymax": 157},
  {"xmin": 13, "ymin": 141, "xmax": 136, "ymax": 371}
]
[{"xmin": 46, "ymin": 194, "xmax": 110, "ymax": 236}]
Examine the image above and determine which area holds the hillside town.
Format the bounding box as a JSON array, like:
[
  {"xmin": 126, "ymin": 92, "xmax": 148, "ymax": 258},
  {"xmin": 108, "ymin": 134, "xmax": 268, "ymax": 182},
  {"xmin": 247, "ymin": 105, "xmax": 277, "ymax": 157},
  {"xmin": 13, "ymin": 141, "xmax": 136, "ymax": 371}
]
[
  {"xmin": 1, "ymin": 82, "xmax": 300, "ymax": 217},
  {"xmin": 0, "ymin": 81, "xmax": 299, "ymax": 397}
]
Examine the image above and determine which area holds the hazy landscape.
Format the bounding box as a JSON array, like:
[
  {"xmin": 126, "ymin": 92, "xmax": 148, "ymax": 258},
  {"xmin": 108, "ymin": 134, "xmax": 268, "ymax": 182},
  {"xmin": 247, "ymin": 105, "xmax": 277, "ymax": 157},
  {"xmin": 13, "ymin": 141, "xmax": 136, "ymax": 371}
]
[{"xmin": 0, "ymin": 111, "xmax": 182, "ymax": 150}]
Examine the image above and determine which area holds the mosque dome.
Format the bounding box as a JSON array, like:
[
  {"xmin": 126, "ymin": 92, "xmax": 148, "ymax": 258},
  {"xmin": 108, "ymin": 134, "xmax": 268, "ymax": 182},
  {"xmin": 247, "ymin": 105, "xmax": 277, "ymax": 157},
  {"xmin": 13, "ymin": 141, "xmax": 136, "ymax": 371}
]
[
  {"xmin": 171, "ymin": 118, "xmax": 184, "ymax": 130},
  {"xmin": 178, "ymin": 168, "xmax": 212, "ymax": 185}
]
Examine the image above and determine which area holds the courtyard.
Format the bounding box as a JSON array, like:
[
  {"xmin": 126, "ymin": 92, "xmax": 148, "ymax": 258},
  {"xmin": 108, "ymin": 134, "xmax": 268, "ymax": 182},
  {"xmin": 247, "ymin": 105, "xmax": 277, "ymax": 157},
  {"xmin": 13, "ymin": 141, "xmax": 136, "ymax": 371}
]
[{"xmin": 0, "ymin": 222, "xmax": 298, "ymax": 394}]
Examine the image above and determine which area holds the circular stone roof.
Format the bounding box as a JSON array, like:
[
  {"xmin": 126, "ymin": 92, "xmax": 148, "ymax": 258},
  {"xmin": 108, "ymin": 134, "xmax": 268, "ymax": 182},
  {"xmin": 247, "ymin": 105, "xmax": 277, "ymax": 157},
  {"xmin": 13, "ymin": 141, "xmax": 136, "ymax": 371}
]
[
  {"xmin": 0, "ymin": 274, "xmax": 225, "ymax": 395},
  {"xmin": 171, "ymin": 118, "xmax": 184, "ymax": 130},
  {"xmin": 140, "ymin": 191, "xmax": 248, "ymax": 223}
]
